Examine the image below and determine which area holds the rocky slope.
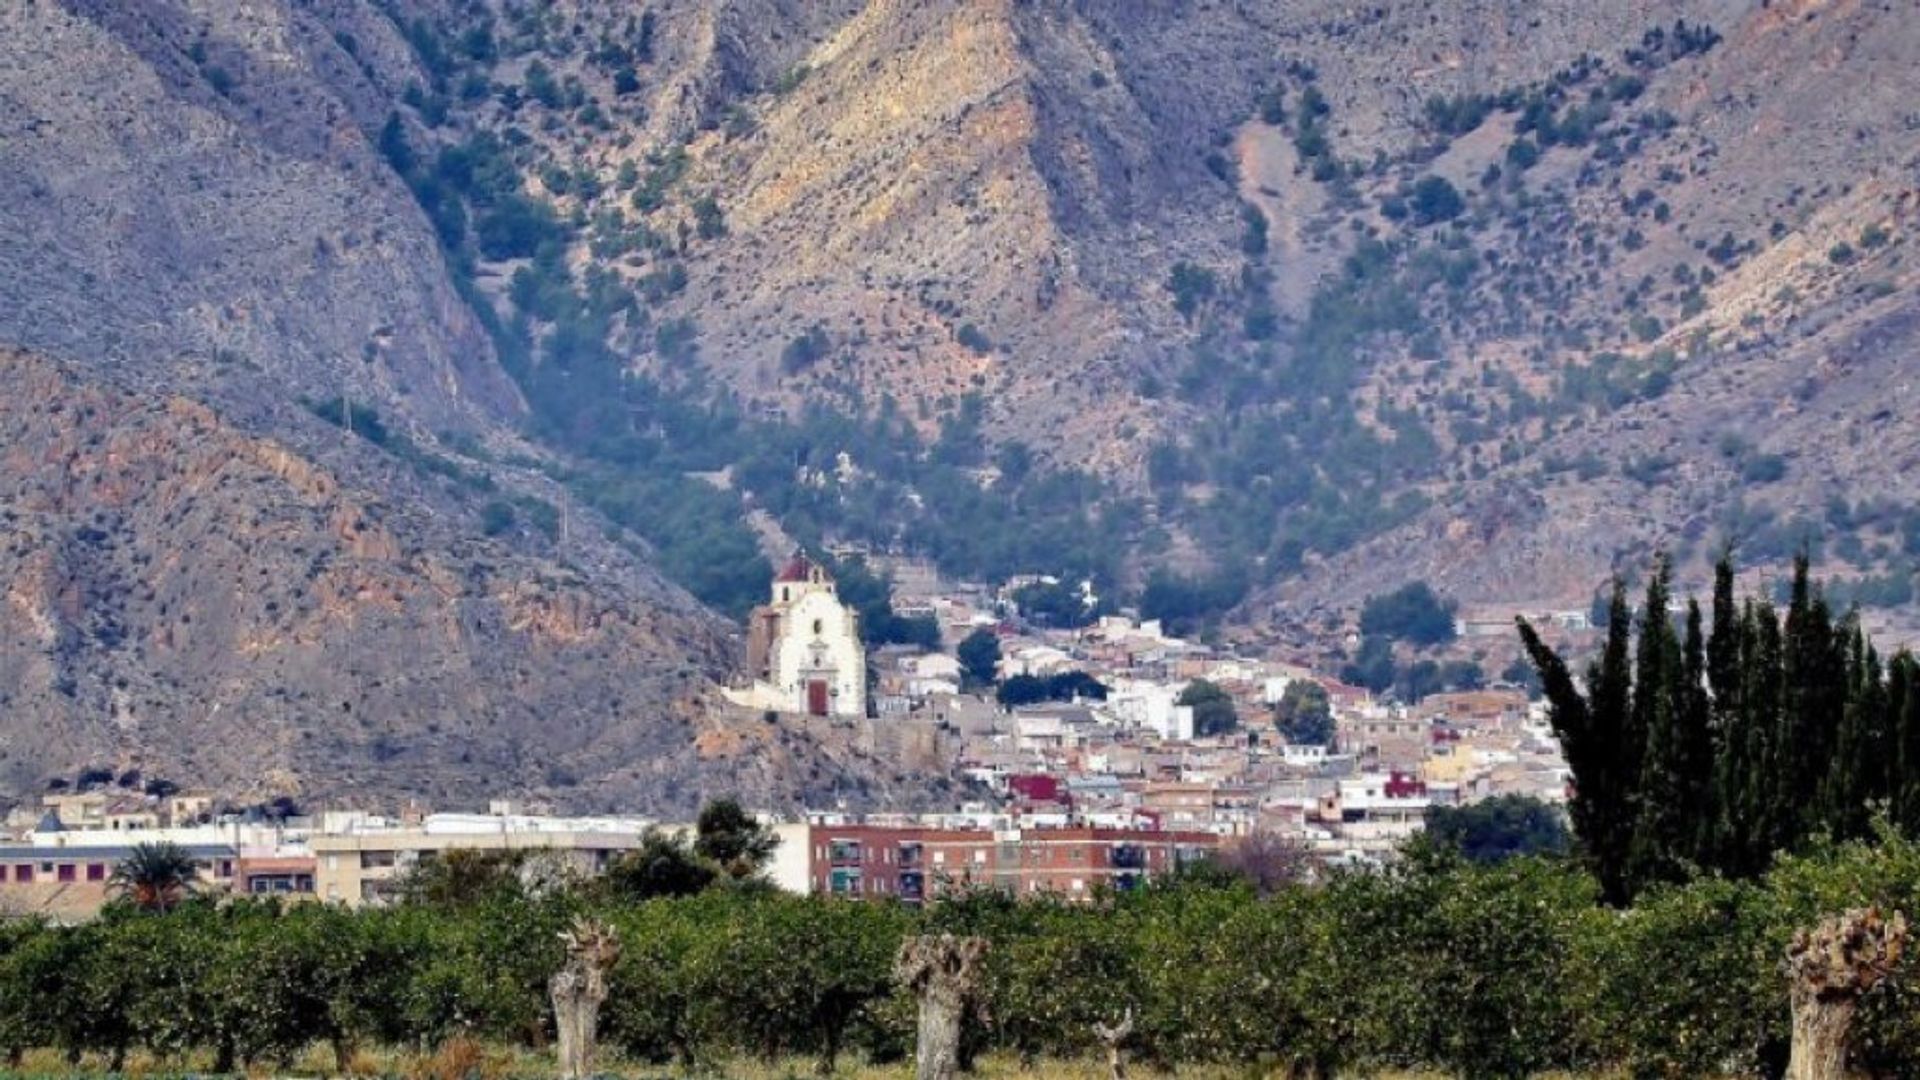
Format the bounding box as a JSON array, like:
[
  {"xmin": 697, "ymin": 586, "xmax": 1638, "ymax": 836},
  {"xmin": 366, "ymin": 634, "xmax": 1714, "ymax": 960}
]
[
  {"xmin": 369, "ymin": 0, "xmax": 1920, "ymax": 613},
  {"xmin": 0, "ymin": 348, "xmax": 919, "ymax": 813},
  {"xmin": 0, "ymin": 0, "xmax": 921, "ymax": 812}
]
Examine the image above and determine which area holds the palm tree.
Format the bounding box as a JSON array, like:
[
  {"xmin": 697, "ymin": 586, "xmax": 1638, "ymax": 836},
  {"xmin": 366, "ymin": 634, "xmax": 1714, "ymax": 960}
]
[{"xmin": 108, "ymin": 841, "xmax": 201, "ymax": 913}]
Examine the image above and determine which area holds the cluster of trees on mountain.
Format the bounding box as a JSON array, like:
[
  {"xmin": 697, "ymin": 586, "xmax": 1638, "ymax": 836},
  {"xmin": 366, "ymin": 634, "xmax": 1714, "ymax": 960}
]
[
  {"xmin": 1521, "ymin": 554, "xmax": 1920, "ymax": 904},
  {"xmin": 7, "ymin": 828, "xmax": 1919, "ymax": 1077}
]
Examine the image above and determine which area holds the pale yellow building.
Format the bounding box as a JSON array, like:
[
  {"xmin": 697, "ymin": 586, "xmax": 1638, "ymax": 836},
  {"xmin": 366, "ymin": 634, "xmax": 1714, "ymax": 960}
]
[{"xmin": 310, "ymin": 812, "xmax": 653, "ymax": 906}]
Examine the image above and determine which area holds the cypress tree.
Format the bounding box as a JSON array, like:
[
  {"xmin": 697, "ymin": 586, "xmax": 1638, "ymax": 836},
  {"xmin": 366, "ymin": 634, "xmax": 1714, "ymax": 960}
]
[
  {"xmin": 1591, "ymin": 580, "xmax": 1639, "ymax": 904},
  {"xmin": 1706, "ymin": 556, "xmax": 1747, "ymax": 870},
  {"xmin": 1891, "ymin": 653, "xmax": 1920, "ymax": 833},
  {"xmin": 1824, "ymin": 627, "xmax": 1885, "ymax": 840},
  {"xmin": 1519, "ymin": 578, "xmax": 1638, "ymax": 904},
  {"xmin": 1522, "ymin": 554, "xmax": 1918, "ymax": 896},
  {"xmin": 1777, "ymin": 555, "xmax": 1842, "ymax": 838},
  {"xmin": 1740, "ymin": 599, "xmax": 1786, "ymax": 875},
  {"xmin": 1627, "ymin": 562, "xmax": 1690, "ymax": 890},
  {"xmin": 1678, "ymin": 599, "xmax": 1714, "ymax": 864}
]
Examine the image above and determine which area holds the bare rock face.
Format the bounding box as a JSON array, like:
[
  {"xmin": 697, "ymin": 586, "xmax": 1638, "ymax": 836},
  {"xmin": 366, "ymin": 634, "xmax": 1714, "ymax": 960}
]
[
  {"xmin": 0, "ymin": 0, "xmax": 519, "ymax": 436},
  {"xmin": 0, "ymin": 349, "xmax": 903, "ymax": 813}
]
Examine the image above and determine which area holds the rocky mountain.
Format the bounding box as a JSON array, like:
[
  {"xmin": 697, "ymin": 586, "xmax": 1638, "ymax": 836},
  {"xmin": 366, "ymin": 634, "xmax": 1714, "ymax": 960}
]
[
  {"xmin": 0, "ymin": 0, "xmax": 920, "ymax": 812},
  {"xmin": 0, "ymin": 347, "xmax": 926, "ymax": 813},
  {"xmin": 2, "ymin": 0, "xmax": 1917, "ymax": 802}
]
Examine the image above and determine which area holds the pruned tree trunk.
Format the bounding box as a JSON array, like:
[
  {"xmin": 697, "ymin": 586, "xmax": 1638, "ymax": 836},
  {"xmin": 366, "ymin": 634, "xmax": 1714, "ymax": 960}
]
[
  {"xmin": 895, "ymin": 934, "xmax": 989, "ymax": 1080},
  {"xmin": 1092, "ymin": 1008, "xmax": 1134, "ymax": 1080},
  {"xmin": 1785, "ymin": 907, "xmax": 1908, "ymax": 1080},
  {"xmin": 550, "ymin": 917, "xmax": 621, "ymax": 1080}
]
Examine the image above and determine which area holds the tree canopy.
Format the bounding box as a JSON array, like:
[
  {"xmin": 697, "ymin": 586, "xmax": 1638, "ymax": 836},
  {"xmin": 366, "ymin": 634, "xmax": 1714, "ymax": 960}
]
[
  {"xmin": 1274, "ymin": 680, "xmax": 1335, "ymax": 745},
  {"xmin": 956, "ymin": 629, "xmax": 1002, "ymax": 688},
  {"xmin": 1179, "ymin": 679, "xmax": 1240, "ymax": 737},
  {"xmin": 1425, "ymin": 795, "xmax": 1572, "ymax": 864},
  {"xmin": 1359, "ymin": 581, "xmax": 1458, "ymax": 645}
]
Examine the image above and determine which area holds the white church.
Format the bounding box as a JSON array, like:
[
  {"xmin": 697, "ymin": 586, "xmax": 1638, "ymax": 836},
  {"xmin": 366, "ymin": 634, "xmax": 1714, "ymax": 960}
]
[{"xmin": 724, "ymin": 552, "xmax": 867, "ymax": 718}]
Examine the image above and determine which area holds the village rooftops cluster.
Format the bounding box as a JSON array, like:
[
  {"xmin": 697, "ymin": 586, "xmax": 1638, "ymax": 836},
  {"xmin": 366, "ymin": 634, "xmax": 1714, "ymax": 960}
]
[{"xmin": 790, "ymin": 549, "xmax": 1574, "ymax": 863}]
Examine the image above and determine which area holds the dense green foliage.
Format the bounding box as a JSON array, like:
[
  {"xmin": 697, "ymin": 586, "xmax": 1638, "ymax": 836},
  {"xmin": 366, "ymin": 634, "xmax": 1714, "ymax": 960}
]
[
  {"xmin": 1360, "ymin": 580, "xmax": 1459, "ymax": 645},
  {"xmin": 956, "ymin": 629, "xmax": 1001, "ymax": 689},
  {"xmin": 1521, "ymin": 553, "xmax": 1920, "ymax": 904},
  {"xmin": 6, "ymin": 835, "xmax": 1920, "ymax": 1076},
  {"xmin": 1273, "ymin": 680, "xmax": 1334, "ymax": 745},
  {"xmin": 995, "ymin": 671, "xmax": 1109, "ymax": 708},
  {"xmin": 1177, "ymin": 679, "xmax": 1239, "ymax": 737},
  {"xmin": 1426, "ymin": 795, "xmax": 1572, "ymax": 864}
]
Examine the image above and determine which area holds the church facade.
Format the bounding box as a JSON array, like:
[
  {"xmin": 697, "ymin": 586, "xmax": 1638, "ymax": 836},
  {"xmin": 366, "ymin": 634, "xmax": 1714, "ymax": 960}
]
[{"xmin": 727, "ymin": 553, "xmax": 867, "ymax": 718}]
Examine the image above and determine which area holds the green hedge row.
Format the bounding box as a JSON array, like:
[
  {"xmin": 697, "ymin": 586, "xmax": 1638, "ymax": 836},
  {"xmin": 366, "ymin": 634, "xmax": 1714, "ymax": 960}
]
[{"xmin": 5, "ymin": 834, "xmax": 1920, "ymax": 1078}]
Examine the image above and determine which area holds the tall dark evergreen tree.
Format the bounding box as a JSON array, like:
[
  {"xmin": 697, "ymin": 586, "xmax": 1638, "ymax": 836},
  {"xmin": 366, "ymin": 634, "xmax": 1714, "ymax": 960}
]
[
  {"xmin": 1521, "ymin": 553, "xmax": 1920, "ymax": 902},
  {"xmin": 1734, "ymin": 599, "xmax": 1785, "ymax": 877},
  {"xmin": 1678, "ymin": 599, "xmax": 1714, "ymax": 863},
  {"xmin": 1627, "ymin": 562, "xmax": 1689, "ymax": 889},
  {"xmin": 1778, "ymin": 555, "xmax": 1841, "ymax": 838},
  {"xmin": 1706, "ymin": 555, "xmax": 1747, "ymax": 870},
  {"xmin": 1825, "ymin": 626, "xmax": 1887, "ymax": 840},
  {"xmin": 1892, "ymin": 653, "xmax": 1920, "ymax": 833},
  {"xmin": 1520, "ymin": 579, "xmax": 1639, "ymax": 904}
]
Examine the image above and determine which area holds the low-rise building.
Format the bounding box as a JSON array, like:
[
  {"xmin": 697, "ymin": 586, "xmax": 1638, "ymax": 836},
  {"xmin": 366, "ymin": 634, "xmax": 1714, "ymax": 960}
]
[
  {"xmin": 0, "ymin": 841, "xmax": 239, "ymax": 921},
  {"xmin": 310, "ymin": 811, "xmax": 653, "ymax": 906},
  {"xmin": 800, "ymin": 821, "xmax": 1217, "ymax": 903}
]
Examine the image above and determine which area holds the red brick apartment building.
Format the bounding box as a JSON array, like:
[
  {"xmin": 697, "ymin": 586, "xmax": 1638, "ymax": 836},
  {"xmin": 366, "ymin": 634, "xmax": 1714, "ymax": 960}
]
[{"xmin": 805, "ymin": 824, "xmax": 1219, "ymax": 903}]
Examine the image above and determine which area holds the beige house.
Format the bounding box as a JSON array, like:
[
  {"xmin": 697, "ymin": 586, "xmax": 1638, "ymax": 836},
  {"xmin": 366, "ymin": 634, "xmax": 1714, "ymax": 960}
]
[{"xmin": 310, "ymin": 812, "xmax": 653, "ymax": 906}]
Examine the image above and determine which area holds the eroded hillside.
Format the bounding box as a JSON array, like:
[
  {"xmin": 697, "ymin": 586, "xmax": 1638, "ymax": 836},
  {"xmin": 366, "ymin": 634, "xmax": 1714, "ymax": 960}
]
[{"xmin": 0, "ymin": 349, "xmax": 922, "ymax": 812}]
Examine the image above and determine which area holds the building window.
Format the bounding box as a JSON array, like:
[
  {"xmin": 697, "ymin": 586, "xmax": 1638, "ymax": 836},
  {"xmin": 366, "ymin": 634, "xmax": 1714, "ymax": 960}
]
[
  {"xmin": 56, "ymin": 864, "xmax": 75, "ymax": 883},
  {"xmin": 13, "ymin": 866, "xmax": 30, "ymax": 884},
  {"xmin": 86, "ymin": 863, "xmax": 105, "ymax": 882},
  {"xmin": 360, "ymin": 850, "xmax": 396, "ymax": 869}
]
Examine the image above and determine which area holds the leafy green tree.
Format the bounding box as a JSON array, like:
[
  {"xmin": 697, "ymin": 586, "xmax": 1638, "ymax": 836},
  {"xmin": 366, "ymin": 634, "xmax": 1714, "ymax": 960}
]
[
  {"xmin": 1360, "ymin": 580, "xmax": 1458, "ymax": 644},
  {"xmin": 1342, "ymin": 634, "xmax": 1397, "ymax": 693},
  {"xmin": 693, "ymin": 799, "xmax": 777, "ymax": 879},
  {"xmin": 1274, "ymin": 680, "xmax": 1334, "ymax": 745},
  {"xmin": 606, "ymin": 830, "xmax": 719, "ymax": 900},
  {"xmin": 1408, "ymin": 175, "xmax": 1465, "ymax": 225},
  {"xmin": 702, "ymin": 894, "xmax": 906, "ymax": 1072},
  {"xmin": 395, "ymin": 849, "xmax": 529, "ymax": 908},
  {"xmin": 1179, "ymin": 679, "xmax": 1239, "ymax": 737},
  {"xmin": 996, "ymin": 674, "xmax": 1048, "ymax": 707},
  {"xmin": 956, "ymin": 629, "xmax": 1001, "ymax": 689},
  {"xmin": 1426, "ymin": 795, "xmax": 1571, "ymax": 863}
]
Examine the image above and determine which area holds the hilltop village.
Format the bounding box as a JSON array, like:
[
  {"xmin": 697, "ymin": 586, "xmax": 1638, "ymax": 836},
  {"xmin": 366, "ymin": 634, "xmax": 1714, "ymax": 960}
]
[
  {"xmin": 729, "ymin": 549, "xmax": 1576, "ymax": 856},
  {"xmin": 0, "ymin": 551, "xmax": 1576, "ymax": 919}
]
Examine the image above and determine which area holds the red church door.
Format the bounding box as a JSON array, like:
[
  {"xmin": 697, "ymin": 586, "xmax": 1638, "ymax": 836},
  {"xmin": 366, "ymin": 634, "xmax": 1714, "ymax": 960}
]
[{"xmin": 807, "ymin": 680, "xmax": 830, "ymax": 716}]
